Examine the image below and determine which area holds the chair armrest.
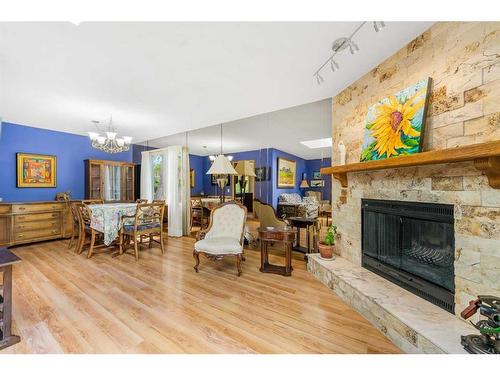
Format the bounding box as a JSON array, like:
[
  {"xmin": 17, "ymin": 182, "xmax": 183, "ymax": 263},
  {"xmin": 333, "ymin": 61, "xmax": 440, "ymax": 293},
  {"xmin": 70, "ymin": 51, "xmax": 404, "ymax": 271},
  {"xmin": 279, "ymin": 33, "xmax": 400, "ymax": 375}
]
[{"xmin": 120, "ymin": 214, "xmax": 136, "ymax": 226}]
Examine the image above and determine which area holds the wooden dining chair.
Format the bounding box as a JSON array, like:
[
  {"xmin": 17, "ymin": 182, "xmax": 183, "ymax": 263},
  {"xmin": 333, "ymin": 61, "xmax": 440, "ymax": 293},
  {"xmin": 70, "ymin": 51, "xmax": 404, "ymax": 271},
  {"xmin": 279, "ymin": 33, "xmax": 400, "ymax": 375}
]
[
  {"xmin": 118, "ymin": 202, "xmax": 166, "ymax": 261},
  {"xmin": 190, "ymin": 198, "xmax": 210, "ymax": 232},
  {"xmin": 76, "ymin": 204, "xmax": 105, "ymax": 258},
  {"xmin": 68, "ymin": 201, "xmax": 84, "ymax": 250},
  {"xmin": 82, "ymin": 199, "xmax": 104, "ymax": 205},
  {"xmin": 136, "ymin": 199, "xmax": 148, "ymax": 203}
]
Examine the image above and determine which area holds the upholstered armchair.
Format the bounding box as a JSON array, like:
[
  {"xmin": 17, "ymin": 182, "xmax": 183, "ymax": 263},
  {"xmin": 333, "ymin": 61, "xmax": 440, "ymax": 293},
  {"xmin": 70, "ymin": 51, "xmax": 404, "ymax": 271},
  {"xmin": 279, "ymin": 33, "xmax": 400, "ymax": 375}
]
[
  {"xmin": 277, "ymin": 193, "xmax": 319, "ymax": 219},
  {"xmin": 193, "ymin": 201, "xmax": 247, "ymax": 276},
  {"xmin": 253, "ymin": 199, "xmax": 288, "ymax": 231}
]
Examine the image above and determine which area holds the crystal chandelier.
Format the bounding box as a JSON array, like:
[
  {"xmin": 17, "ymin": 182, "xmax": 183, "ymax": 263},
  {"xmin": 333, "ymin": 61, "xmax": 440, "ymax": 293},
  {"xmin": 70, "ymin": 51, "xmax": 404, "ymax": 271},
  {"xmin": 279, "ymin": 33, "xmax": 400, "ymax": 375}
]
[{"xmin": 88, "ymin": 117, "xmax": 133, "ymax": 153}]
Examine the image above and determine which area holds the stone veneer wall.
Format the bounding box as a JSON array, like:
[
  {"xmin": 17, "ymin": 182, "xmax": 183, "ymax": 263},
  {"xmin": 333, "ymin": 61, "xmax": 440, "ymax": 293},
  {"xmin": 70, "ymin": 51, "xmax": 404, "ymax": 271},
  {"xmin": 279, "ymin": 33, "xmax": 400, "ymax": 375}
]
[{"xmin": 330, "ymin": 22, "xmax": 500, "ymax": 317}]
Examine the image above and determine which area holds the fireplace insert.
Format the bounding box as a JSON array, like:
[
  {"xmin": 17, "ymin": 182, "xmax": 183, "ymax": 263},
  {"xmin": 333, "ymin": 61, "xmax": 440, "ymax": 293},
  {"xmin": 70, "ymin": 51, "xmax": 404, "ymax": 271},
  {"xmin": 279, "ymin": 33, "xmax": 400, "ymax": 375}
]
[{"xmin": 362, "ymin": 199, "xmax": 455, "ymax": 313}]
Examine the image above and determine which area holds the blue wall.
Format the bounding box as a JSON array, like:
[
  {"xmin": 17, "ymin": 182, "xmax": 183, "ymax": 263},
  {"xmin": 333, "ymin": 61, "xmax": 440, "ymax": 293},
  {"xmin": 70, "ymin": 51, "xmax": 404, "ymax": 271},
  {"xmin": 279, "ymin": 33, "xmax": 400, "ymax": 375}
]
[
  {"xmin": 189, "ymin": 154, "xmax": 205, "ymax": 196},
  {"xmin": 0, "ymin": 122, "xmax": 133, "ymax": 202},
  {"xmin": 304, "ymin": 157, "xmax": 332, "ymax": 201}
]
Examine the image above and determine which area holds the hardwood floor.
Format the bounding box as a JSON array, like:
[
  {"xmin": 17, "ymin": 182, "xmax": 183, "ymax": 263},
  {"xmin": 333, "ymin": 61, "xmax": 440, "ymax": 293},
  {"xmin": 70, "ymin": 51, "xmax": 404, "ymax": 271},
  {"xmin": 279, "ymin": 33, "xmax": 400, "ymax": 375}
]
[{"xmin": 2, "ymin": 236, "xmax": 401, "ymax": 354}]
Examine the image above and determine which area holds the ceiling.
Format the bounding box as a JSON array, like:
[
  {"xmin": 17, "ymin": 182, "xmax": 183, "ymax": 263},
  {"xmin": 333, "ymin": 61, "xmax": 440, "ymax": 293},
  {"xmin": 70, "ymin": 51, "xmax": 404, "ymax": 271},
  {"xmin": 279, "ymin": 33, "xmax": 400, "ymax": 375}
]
[
  {"xmin": 0, "ymin": 22, "xmax": 433, "ymax": 143},
  {"xmin": 147, "ymin": 98, "xmax": 332, "ymax": 160}
]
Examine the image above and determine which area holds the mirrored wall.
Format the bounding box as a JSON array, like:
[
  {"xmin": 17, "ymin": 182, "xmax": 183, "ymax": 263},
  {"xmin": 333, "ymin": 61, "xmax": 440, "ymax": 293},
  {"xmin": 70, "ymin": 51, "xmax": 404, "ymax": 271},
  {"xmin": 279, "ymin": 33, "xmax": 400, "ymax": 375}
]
[{"xmin": 138, "ymin": 98, "xmax": 332, "ymax": 221}]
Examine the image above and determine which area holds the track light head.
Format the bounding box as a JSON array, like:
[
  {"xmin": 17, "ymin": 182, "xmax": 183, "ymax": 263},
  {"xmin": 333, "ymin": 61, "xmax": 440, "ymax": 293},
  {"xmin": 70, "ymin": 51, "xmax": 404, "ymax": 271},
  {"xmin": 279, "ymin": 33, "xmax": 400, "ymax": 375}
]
[
  {"xmin": 329, "ymin": 59, "xmax": 339, "ymax": 72},
  {"xmin": 349, "ymin": 40, "xmax": 359, "ymax": 54},
  {"xmin": 373, "ymin": 21, "xmax": 386, "ymax": 32},
  {"xmin": 315, "ymin": 73, "xmax": 325, "ymax": 85}
]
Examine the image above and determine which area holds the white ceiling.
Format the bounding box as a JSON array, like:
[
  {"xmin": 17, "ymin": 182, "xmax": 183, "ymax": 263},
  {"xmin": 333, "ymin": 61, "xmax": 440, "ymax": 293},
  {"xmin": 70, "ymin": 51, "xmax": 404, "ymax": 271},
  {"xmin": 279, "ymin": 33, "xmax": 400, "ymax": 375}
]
[
  {"xmin": 147, "ymin": 98, "xmax": 332, "ymax": 160},
  {"xmin": 0, "ymin": 22, "xmax": 433, "ymax": 143}
]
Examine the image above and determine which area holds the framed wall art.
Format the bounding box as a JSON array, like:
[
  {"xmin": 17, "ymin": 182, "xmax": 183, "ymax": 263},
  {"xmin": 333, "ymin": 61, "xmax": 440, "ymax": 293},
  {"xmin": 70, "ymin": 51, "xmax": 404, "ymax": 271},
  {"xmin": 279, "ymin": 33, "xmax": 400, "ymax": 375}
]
[
  {"xmin": 360, "ymin": 77, "xmax": 431, "ymax": 162},
  {"xmin": 17, "ymin": 153, "xmax": 57, "ymax": 188},
  {"xmin": 277, "ymin": 157, "xmax": 296, "ymax": 188}
]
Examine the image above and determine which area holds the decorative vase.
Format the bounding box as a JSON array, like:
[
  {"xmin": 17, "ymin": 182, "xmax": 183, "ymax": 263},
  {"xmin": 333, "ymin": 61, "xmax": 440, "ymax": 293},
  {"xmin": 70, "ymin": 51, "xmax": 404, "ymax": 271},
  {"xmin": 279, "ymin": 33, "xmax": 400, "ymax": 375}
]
[
  {"xmin": 338, "ymin": 141, "xmax": 346, "ymax": 165},
  {"xmin": 318, "ymin": 242, "xmax": 335, "ymax": 259}
]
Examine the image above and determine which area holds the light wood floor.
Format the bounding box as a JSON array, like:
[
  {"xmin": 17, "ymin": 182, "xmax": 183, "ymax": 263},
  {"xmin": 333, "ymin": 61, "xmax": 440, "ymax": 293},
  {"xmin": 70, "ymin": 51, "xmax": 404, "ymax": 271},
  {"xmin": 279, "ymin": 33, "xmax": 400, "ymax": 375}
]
[{"xmin": 2, "ymin": 236, "xmax": 401, "ymax": 354}]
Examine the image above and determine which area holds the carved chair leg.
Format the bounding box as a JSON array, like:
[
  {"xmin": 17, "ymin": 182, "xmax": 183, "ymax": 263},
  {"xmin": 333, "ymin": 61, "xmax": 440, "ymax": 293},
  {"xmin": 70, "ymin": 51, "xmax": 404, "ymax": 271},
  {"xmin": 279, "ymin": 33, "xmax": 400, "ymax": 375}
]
[
  {"xmin": 236, "ymin": 254, "xmax": 242, "ymax": 276},
  {"xmin": 87, "ymin": 230, "xmax": 96, "ymax": 259},
  {"xmin": 160, "ymin": 231, "xmax": 165, "ymax": 255},
  {"xmin": 68, "ymin": 227, "xmax": 75, "ymax": 249},
  {"xmin": 119, "ymin": 230, "xmax": 124, "ymax": 255},
  {"xmin": 193, "ymin": 250, "xmax": 200, "ymax": 273},
  {"xmin": 76, "ymin": 229, "xmax": 85, "ymax": 254},
  {"xmin": 134, "ymin": 236, "xmax": 139, "ymax": 261}
]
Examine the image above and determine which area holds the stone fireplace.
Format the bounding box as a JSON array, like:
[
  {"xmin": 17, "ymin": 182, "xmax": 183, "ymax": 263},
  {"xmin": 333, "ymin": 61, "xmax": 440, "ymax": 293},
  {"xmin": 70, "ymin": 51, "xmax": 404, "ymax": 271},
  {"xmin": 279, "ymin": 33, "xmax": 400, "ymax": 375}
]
[
  {"xmin": 306, "ymin": 21, "xmax": 499, "ymax": 353},
  {"xmin": 328, "ymin": 22, "xmax": 500, "ymax": 317}
]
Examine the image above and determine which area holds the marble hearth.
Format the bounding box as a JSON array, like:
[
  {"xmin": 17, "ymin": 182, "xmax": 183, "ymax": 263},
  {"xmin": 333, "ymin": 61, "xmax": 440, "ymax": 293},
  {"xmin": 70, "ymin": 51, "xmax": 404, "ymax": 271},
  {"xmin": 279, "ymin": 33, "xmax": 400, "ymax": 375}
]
[{"xmin": 307, "ymin": 254, "xmax": 476, "ymax": 354}]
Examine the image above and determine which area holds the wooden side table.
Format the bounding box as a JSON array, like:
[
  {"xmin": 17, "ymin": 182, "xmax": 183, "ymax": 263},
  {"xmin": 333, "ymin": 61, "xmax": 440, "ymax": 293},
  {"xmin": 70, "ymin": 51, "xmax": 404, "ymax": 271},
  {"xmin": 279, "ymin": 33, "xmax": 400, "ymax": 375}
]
[
  {"xmin": 258, "ymin": 228, "xmax": 296, "ymax": 276},
  {"xmin": 0, "ymin": 248, "xmax": 21, "ymax": 351},
  {"xmin": 287, "ymin": 217, "xmax": 319, "ymax": 258}
]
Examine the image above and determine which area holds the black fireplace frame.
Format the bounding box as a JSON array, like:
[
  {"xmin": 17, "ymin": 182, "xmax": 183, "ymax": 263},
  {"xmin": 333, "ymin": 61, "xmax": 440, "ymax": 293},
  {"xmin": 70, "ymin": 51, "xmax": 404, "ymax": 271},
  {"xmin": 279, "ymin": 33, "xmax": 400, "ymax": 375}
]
[{"xmin": 361, "ymin": 199, "xmax": 455, "ymax": 314}]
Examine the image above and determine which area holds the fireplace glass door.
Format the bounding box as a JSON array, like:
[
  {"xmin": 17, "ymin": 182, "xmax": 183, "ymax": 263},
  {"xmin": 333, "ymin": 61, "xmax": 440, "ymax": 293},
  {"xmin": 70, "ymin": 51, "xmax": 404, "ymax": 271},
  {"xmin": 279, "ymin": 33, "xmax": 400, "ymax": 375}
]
[{"xmin": 401, "ymin": 218, "xmax": 454, "ymax": 292}]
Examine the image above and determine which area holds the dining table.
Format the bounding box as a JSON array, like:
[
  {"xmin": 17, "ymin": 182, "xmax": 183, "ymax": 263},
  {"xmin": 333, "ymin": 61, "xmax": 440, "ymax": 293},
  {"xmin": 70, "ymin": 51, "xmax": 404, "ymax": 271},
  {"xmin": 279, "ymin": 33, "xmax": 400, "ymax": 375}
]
[{"xmin": 89, "ymin": 202, "xmax": 138, "ymax": 246}]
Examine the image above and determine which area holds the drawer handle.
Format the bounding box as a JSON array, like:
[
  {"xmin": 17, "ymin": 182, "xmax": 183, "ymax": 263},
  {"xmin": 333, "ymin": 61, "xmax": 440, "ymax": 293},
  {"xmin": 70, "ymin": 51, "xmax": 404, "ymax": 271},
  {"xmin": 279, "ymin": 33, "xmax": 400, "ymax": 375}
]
[
  {"xmin": 19, "ymin": 207, "xmax": 26, "ymax": 211},
  {"xmin": 52, "ymin": 214, "xmax": 58, "ymax": 217},
  {"xmin": 18, "ymin": 234, "xmax": 24, "ymax": 237},
  {"xmin": 52, "ymin": 230, "xmax": 57, "ymax": 234},
  {"xmin": 19, "ymin": 225, "xmax": 25, "ymax": 229}
]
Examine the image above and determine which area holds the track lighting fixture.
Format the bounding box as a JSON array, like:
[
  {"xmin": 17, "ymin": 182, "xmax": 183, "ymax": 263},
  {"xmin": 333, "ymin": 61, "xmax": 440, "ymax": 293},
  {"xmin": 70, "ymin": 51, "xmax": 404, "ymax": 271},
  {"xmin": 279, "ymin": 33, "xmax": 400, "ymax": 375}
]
[{"xmin": 313, "ymin": 21, "xmax": 386, "ymax": 85}]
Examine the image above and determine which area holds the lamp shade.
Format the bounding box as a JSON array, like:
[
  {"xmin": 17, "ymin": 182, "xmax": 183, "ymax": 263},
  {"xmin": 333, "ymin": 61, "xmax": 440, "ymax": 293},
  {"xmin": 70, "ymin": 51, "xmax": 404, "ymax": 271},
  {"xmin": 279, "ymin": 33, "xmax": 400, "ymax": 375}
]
[
  {"xmin": 234, "ymin": 160, "xmax": 256, "ymax": 177},
  {"xmin": 300, "ymin": 179, "xmax": 309, "ymax": 188},
  {"xmin": 206, "ymin": 154, "xmax": 238, "ymax": 175}
]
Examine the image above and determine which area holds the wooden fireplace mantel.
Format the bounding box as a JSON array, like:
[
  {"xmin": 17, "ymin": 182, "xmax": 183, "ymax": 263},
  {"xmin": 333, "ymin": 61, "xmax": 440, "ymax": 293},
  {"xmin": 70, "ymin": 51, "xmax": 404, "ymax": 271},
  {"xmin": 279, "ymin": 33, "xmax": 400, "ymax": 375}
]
[{"xmin": 320, "ymin": 140, "xmax": 500, "ymax": 189}]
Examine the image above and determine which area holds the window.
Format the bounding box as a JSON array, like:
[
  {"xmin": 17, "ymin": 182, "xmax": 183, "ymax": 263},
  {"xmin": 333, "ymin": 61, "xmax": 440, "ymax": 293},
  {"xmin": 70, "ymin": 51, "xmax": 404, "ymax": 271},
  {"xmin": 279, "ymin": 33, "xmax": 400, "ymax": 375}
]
[{"xmin": 152, "ymin": 154, "xmax": 164, "ymax": 200}]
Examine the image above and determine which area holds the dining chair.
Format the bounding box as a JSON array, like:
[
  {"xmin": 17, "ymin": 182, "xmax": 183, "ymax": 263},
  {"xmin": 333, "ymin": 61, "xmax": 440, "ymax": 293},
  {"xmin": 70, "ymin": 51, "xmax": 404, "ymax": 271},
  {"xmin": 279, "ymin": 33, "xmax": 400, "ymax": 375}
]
[
  {"xmin": 190, "ymin": 198, "xmax": 210, "ymax": 232},
  {"xmin": 118, "ymin": 202, "xmax": 166, "ymax": 261},
  {"xmin": 76, "ymin": 204, "xmax": 105, "ymax": 258},
  {"xmin": 82, "ymin": 199, "xmax": 104, "ymax": 205},
  {"xmin": 68, "ymin": 201, "xmax": 84, "ymax": 250},
  {"xmin": 136, "ymin": 199, "xmax": 148, "ymax": 203}
]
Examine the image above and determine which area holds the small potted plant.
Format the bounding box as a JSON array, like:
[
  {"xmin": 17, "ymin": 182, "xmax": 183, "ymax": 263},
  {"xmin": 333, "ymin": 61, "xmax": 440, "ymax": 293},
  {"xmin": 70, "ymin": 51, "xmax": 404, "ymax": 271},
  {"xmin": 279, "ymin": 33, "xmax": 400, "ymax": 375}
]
[{"xmin": 318, "ymin": 224, "xmax": 337, "ymax": 259}]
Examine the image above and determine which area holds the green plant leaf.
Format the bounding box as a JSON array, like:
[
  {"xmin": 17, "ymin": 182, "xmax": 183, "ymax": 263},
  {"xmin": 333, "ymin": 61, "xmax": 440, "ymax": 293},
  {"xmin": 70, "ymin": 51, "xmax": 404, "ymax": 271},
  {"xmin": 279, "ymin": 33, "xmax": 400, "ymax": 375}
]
[{"xmin": 402, "ymin": 138, "xmax": 420, "ymax": 147}]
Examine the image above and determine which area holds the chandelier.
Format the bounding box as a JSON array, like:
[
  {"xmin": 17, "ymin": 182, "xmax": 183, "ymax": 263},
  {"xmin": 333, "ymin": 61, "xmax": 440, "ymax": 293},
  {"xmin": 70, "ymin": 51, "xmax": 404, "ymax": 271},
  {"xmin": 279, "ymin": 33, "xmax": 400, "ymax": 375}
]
[{"xmin": 87, "ymin": 117, "xmax": 133, "ymax": 153}]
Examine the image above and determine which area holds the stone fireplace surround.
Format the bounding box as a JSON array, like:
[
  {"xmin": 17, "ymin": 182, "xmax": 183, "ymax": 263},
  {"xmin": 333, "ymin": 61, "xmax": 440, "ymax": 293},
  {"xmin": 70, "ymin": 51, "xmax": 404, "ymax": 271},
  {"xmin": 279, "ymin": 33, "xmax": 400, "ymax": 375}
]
[
  {"xmin": 307, "ymin": 22, "xmax": 500, "ymax": 353},
  {"xmin": 308, "ymin": 161, "xmax": 493, "ymax": 353}
]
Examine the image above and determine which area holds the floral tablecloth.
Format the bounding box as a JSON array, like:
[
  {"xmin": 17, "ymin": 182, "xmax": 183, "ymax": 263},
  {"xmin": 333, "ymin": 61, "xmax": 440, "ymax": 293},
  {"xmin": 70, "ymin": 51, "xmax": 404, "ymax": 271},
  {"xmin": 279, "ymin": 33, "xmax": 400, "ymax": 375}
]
[{"xmin": 89, "ymin": 203, "xmax": 137, "ymax": 246}]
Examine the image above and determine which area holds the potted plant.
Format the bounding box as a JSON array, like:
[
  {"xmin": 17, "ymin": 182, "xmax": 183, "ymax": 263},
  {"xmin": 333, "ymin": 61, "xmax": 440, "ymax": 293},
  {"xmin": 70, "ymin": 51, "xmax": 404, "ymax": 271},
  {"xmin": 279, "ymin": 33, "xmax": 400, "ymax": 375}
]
[{"xmin": 318, "ymin": 224, "xmax": 337, "ymax": 259}]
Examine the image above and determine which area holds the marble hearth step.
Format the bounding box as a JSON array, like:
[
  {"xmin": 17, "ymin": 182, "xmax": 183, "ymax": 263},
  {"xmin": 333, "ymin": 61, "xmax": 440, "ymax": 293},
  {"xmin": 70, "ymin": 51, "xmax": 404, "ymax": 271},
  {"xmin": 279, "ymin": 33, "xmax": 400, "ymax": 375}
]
[{"xmin": 307, "ymin": 254, "xmax": 477, "ymax": 354}]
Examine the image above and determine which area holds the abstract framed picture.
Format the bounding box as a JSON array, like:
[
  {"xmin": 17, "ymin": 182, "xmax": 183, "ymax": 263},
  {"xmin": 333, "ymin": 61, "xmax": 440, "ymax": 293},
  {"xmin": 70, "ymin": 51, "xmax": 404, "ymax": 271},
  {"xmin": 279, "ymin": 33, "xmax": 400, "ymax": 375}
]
[
  {"xmin": 360, "ymin": 77, "xmax": 431, "ymax": 162},
  {"xmin": 313, "ymin": 171, "xmax": 322, "ymax": 180},
  {"xmin": 17, "ymin": 153, "xmax": 57, "ymax": 188},
  {"xmin": 277, "ymin": 157, "xmax": 296, "ymax": 188}
]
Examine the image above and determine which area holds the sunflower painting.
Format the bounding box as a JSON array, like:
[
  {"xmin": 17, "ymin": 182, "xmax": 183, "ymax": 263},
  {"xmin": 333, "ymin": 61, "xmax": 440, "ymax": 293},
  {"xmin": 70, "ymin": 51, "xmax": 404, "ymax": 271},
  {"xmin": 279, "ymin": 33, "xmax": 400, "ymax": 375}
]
[{"xmin": 360, "ymin": 78, "xmax": 431, "ymax": 162}]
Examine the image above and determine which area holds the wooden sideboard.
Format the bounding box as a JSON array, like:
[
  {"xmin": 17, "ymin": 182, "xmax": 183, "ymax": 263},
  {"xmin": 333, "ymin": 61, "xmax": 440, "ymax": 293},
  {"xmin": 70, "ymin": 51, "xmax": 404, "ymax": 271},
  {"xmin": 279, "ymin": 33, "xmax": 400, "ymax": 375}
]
[{"xmin": 0, "ymin": 201, "xmax": 72, "ymax": 247}]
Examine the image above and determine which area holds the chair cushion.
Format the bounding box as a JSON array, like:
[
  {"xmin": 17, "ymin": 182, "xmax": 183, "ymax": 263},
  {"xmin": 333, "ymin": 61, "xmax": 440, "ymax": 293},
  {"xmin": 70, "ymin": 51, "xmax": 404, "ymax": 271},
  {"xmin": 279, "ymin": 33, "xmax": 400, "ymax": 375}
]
[
  {"xmin": 278, "ymin": 193, "xmax": 302, "ymax": 204},
  {"xmin": 123, "ymin": 222, "xmax": 161, "ymax": 232},
  {"xmin": 194, "ymin": 237, "xmax": 243, "ymax": 255},
  {"xmin": 205, "ymin": 204, "xmax": 245, "ymax": 241}
]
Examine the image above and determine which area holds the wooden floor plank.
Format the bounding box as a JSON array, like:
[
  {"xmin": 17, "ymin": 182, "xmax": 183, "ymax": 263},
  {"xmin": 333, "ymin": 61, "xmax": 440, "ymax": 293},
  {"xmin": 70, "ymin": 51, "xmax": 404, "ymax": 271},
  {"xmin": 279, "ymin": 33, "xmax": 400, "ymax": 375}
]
[{"xmin": 1, "ymin": 236, "xmax": 401, "ymax": 354}]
